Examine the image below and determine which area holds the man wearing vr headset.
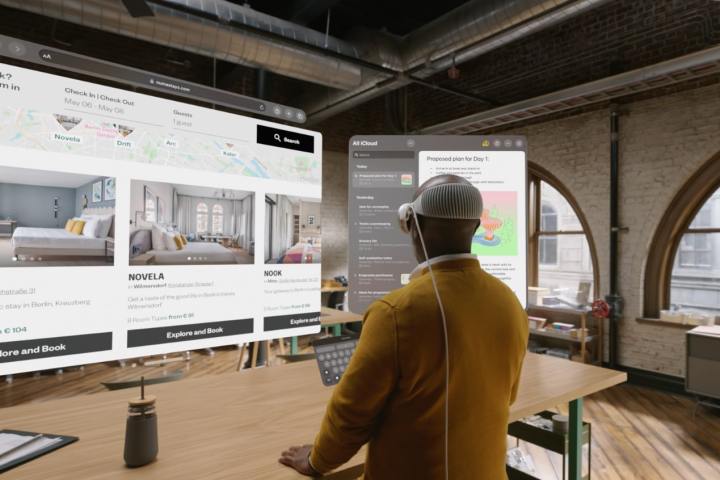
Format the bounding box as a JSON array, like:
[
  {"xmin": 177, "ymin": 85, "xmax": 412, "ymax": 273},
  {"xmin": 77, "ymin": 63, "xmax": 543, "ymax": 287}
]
[{"xmin": 280, "ymin": 174, "xmax": 528, "ymax": 479}]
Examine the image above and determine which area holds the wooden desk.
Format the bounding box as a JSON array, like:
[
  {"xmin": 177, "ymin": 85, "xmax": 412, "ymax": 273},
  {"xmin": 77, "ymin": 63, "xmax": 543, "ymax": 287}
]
[
  {"xmin": 1, "ymin": 353, "xmax": 625, "ymax": 480},
  {"xmin": 320, "ymin": 286, "xmax": 348, "ymax": 294},
  {"xmin": 320, "ymin": 307, "xmax": 362, "ymax": 327}
]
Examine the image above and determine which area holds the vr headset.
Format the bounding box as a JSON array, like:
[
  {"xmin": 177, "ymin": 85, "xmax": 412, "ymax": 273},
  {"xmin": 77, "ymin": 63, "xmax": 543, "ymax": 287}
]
[{"xmin": 397, "ymin": 182, "xmax": 484, "ymax": 233}]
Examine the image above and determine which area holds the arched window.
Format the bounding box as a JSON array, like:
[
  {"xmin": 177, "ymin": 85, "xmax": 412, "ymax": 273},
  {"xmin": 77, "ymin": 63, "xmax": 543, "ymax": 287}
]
[
  {"xmin": 212, "ymin": 204, "xmax": 224, "ymax": 234},
  {"xmin": 196, "ymin": 202, "xmax": 208, "ymax": 233},
  {"xmin": 529, "ymin": 164, "xmax": 599, "ymax": 308},
  {"xmin": 644, "ymin": 155, "xmax": 720, "ymax": 318},
  {"xmin": 671, "ymin": 188, "xmax": 720, "ymax": 314},
  {"xmin": 539, "ymin": 202, "xmax": 558, "ymax": 265}
]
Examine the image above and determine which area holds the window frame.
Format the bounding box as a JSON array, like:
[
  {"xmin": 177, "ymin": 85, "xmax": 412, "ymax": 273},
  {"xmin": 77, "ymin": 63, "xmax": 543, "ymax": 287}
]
[
  {"xmin": 528, "ymin": 163, "xmax": 600, "ymax": 302},
  {"xmin": 644, "ymin": 154, "xmax": 720, "ymax": 317},
  {"xmin": 211, "ymin": 204, "xmax": 224, "ymax": 234},
  {"xmin": 143, "ymin": 186, "xmax": 157, "ymax": 223},
  {"xmin": 677, "ymin": 233, "xmax": 713, "ymax": 269},
  {"xmin": 196, "ymin": 202, "xmax": 209, "ymax": 234}
]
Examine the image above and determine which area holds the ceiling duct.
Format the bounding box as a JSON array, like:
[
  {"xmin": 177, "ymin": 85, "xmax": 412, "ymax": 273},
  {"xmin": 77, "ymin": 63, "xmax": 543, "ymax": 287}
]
[
  {"xmin": 403, "ymin": 0, "xmax": 611, "ymax": 78},
  {"xmin": 303, "ymin": 0, "xmax": 612, "ymax": 123},
  {"xmin": 0, "ymin": 0, "xmax": 364, "ymax": 90},
  {"xmin": 0, "ymin": 0, "xmax": 614, "ymax": 122}
]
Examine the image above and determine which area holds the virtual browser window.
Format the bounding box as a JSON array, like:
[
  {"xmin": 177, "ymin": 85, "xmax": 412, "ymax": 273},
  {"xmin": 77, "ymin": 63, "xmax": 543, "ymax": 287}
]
[
  {"xmin": 0, "ymin": 62, "xmax": 322, "ymax": 375},
  {"xmin": 348, "ymin": 135, "xmax": 528, "ymax": 313}
]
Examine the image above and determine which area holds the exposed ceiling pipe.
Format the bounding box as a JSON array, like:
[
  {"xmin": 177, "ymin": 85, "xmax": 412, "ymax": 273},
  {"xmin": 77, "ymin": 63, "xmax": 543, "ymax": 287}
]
[
  {"xmin": 418, "ymin": 43, "xmax": 720, "ymax": 134},
  {"xmin": 0, "ymin": 0, "xmax": 366, "ymax": 90},
  {"xmin": 404, "ymin": 0, "xmax": 612, "ymax": 78},
  {"xmin": 303, "ymin": 0, "xmax": 613, "ymax": 124},
  {"xmin": 0, "ymin": 0, "xmax": 613, "ymax": 122}
]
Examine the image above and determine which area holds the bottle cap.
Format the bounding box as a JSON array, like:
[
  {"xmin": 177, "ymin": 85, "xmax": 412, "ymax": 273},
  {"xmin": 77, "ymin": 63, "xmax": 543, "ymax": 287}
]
[
  {"xmin": 129, "ymin": 395, "xmax": 157, "ymax": 408},
  {"xmin": 128, "ymin": 376, "xmax": 156, "ymax": 407}
]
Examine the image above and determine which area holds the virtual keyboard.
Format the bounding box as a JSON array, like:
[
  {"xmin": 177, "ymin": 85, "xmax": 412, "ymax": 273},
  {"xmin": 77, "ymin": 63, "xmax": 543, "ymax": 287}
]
[{"xmin": 312, "ymin": 335, "xmax": 358, "ymax": 386}]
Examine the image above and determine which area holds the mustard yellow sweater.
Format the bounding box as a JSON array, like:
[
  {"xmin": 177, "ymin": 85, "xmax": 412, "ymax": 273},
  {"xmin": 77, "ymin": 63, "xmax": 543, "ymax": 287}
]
[{"xmin": 311, "ymin": 257, "xmax": 528, "ymax": 479}]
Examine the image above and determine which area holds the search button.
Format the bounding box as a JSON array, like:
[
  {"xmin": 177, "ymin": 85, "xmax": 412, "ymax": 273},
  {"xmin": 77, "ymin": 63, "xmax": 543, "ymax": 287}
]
[{"xmin": 257, "ymin": 125, "xmax": 314, "ymax": 153}]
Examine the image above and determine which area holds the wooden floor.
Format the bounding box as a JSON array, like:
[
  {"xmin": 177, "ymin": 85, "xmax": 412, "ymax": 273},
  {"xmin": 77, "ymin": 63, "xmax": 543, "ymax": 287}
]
[
  {"xmin": 514, "ymin": 384, "xmax": 720, "ymax": 479},
  {"xmin": 1, "ymin": 349, "xmax": 719, "ymax": 479}
]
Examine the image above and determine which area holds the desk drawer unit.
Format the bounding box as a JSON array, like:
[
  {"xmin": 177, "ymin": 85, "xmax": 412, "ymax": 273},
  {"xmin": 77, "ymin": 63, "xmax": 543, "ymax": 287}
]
[{"xmin": 686, "ymin": 330, "xmax": 720, "ymax": 400}]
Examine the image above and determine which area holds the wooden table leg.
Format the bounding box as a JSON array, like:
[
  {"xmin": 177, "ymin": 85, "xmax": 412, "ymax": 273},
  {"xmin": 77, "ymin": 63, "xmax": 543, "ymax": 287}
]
[
  {"xmin": 569, "ymin": 398, "xmax": 583, "ymax": 480},
  {"xmin": 251, "ymin": 342, "xmax": 259, "ymax": 368}
]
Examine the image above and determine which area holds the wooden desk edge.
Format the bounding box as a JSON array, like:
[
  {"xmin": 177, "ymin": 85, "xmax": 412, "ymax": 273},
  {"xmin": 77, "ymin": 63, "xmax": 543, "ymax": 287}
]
[{"xmin": 510, "ymin": 369, "xmax": 627, "ymax": 421}]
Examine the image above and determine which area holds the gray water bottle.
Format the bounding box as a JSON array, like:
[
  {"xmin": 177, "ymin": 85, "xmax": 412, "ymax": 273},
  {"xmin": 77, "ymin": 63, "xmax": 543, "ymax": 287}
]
[{"xmin": 124, "ymin": 377, "xmax": 158, "ymax": 467}]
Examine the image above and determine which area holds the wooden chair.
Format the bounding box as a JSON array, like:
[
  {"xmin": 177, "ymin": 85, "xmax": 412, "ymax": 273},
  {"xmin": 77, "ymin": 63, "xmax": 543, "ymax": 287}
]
[{"xmin": 236, "ymin": 341, "xmax": 273, "ymax": 371}]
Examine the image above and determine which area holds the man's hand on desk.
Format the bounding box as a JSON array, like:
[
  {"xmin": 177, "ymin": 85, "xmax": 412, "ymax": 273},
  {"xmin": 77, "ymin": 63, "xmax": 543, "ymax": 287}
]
[{"xmin": 279, "ymin": 444, "xmax": 320, "ymax": 477}]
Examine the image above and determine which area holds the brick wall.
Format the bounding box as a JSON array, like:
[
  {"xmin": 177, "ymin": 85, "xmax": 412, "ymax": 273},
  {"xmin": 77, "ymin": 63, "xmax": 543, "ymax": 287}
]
[
  {"xmin": 405, "ymin": 0, "xmax": 720, "ymax": 132},
  {"xmin": 318, "ymin": 0, "xmax": 720, "ymax": 148},
  {"xmin": 321, "ymin": 151, "xmax": 349, "ymax": 279},
  {"xmin": 504, "ymin": 82, "xmax": 720, "ymax": 377}
]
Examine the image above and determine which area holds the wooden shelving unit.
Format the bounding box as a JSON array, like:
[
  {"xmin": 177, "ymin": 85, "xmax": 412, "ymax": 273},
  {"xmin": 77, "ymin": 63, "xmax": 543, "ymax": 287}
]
[{"xmin": 527, "ymin": 306, "xmax": 602, "ymax": 365}]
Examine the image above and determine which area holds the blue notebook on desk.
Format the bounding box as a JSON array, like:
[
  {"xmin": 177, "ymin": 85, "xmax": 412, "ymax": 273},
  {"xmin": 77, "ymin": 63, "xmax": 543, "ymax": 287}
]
[{"xmin": 0, "ymin": 429, "xmax": 78, "ymax": 473}]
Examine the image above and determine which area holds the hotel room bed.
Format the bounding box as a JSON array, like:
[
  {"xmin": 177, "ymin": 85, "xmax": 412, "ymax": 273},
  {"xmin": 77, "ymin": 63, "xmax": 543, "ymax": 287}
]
[
  {"xmin": 147, "ymin": 241, "xmax": 238, "ymax": 265},
  {"xmin": 278, "ymin": 242, "xmax": 321, "ymax": 264},
  {"xmin": 12, "ymin": 227, "xmax": 110, "ymax": 257}
]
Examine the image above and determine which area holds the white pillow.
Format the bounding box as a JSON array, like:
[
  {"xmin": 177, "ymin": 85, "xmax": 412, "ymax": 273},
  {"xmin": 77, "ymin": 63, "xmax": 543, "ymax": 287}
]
[
  {"xmin": 82, "ymin": 213, "xmax": 113, "ymax": 238},
  {"xmin": 163, "ymin": 231, "xmax": 180, "ymax": 251},
  {"xmin": 136, "ymin": 218, "xmax": 153, "ymax": 230},
  {"xmin": 95, "ymin": 214, "xmax": 114, "ymax": 238},
  {"xmin": 82, "ymin": 218, "xmax": 100, "ymax": 238},
  {"xmin": 151, "ymin": 225, "xmax": 167, "ymax": 251}
]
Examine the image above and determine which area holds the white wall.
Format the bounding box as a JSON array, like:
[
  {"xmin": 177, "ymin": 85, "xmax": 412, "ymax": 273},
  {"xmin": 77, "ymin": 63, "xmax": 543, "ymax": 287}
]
[
  {"xmin": 320, "ymin": 150, "xmax": 348, "ymax": 279},
  {"xmin": 300, "ymin": 200, "xmax": 321, "ymax": 242}
]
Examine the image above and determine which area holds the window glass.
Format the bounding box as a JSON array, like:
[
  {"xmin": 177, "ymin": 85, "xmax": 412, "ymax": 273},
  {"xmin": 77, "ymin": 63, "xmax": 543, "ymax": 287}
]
[
  {"xmin": 196, "ymin": 202, "xmax": 208, "ymax": 233},
  {"xmin": 670, "ymin": 186, "xmax": 720, "ymax": 314},
  {"xmin": 688, "ymin": 188, "xmax": 720, "ymax": 229},
  {"xmin": 144, "ymin": 190, "xmax": 156, "ymax": 223},
  {"xmin": 530, "ymin": 180, "xmax": 595, "ymax": 308},
  {"xmin": 537, "ymin": 234, "xmax": 594, "ymax": 308},
  {"xmin": 212, "ymin": 204, "xmax": 224, "ymax": 234},
  {"xmin": 540, "ymin": 181, "xmax": 582, "ymax": 231}
]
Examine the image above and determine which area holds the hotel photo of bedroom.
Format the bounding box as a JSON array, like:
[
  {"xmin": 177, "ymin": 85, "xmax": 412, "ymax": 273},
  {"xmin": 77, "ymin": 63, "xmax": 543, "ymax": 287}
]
[
  {"xmin": 264, "ymin": 194, "xmax": 321, "ymax": 264},
  {"xmin": 0, "ymin": 165, "xmax": 116, "ymax": 267},
  {"xmin": 129, "ymin": 180, "xmax": 254, "ymax": 266}
]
